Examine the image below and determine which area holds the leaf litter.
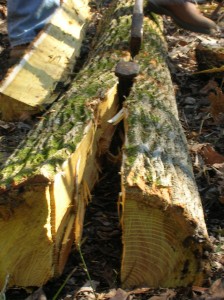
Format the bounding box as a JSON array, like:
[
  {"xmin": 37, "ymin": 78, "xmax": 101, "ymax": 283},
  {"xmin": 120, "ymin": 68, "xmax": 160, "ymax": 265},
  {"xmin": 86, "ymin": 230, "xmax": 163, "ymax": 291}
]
[{"xmin": 0, "ymin": 0, "xmax": 224, "ymax": 299}]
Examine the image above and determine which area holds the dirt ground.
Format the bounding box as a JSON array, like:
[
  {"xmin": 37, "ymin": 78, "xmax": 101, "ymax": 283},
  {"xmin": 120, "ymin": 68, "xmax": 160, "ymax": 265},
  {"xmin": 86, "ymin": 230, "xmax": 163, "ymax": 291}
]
[{"xmin": 0, "ymin": 1, "xmax": 224, "ymax": 299}]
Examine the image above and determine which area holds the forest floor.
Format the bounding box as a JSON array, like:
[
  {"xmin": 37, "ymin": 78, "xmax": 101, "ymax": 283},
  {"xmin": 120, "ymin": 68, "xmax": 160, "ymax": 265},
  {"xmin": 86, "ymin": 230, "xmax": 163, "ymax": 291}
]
[{"xmin": 0, "ymin": 0, "xmax": 224, "ymax": 299}]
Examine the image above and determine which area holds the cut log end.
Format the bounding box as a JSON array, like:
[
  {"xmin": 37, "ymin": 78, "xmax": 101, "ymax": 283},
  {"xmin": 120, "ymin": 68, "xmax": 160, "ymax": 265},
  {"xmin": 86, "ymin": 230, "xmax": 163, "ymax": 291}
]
[
  {"xmin": 121, "ymin": 187, "xmax": 210, "ymax": 288},
  {"xmin": 0, "ymin": 178, "xmax": 54, "ymax": 287},
  {"xmin": 120, "ymin": 12, "xmax": 210, "ymax": 289}
]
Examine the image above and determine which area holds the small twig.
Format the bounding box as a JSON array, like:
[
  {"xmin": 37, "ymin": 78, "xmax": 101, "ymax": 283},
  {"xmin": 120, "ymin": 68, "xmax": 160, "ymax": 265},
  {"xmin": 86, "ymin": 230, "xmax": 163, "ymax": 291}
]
[
  {"xmin": 199, "ymin": 113, "xmax": 211, "ymax": 135},
  {"xmin": 77, "ymin": 243, "xmax": 98, "ymax": 299},
  {"xmin": 0, "ymin": 274, "xmax": 10, "ymax": 300},
  {"xmin": 52, "ymin": 268, "xmax": 77, "ymax": 300},
  {"xmin": 180, "ymin": 109, "xmax": 189, "ymax": 129}
]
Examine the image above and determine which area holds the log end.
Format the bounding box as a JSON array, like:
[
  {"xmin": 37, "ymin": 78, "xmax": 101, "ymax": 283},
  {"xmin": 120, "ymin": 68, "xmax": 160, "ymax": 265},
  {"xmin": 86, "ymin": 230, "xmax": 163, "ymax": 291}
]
[
  {"xmin": 121, "ymin": 187, "xmax": 211, "ymax": 288},
  {"xmin": 0, "ymin": 179, "xmax": 54, "ymax": 288}
]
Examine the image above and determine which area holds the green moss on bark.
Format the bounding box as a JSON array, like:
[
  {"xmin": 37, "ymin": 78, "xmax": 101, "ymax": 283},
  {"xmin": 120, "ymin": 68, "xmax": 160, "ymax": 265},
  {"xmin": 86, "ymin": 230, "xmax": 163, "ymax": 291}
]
[{"xmin": 0, "ymin": 0, "xmax": 135, "ymax": 189}]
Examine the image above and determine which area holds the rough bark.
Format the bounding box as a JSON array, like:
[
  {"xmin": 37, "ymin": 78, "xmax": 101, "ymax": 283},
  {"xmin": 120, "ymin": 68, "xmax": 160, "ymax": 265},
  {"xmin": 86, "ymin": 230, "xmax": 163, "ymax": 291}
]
[
  {"xmin": 0, "ymin": 0, "xmax": 134, "ymax": 288},
  {"xmin": 120, "ymin": 15, "xmax": 211, "ymax": 288},
  {"xmin": 0, "ymin": 0, "xmax": 90, "ymax": 121}
]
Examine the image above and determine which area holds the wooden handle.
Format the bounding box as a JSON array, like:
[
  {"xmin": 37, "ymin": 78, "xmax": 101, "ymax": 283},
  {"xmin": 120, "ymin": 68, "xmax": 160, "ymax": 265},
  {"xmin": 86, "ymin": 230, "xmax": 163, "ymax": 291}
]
[{"xmin": 130, "ymin": 0, "xmax": 144, "ymax": 57}]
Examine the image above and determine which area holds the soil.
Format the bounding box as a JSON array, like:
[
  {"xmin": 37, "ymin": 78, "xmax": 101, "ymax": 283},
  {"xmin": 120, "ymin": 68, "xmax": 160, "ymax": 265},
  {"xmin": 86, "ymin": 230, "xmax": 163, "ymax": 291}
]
[{"xmin": 0, "ymin": 1, "xmax": 224, "ymax": 299}]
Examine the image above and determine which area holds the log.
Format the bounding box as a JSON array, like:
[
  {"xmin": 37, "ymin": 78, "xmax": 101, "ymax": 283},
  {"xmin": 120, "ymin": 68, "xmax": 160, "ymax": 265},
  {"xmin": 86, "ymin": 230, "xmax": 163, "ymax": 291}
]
[
  {"xmin": 120, "ymin": 15, "xmax": 211, "ymax": 288},
  {"xmin": 195, "ymin": 42, "xmax": 224, "ymax": 76},
  {"xmin": 0, "ymin": 0, "xmax": 90, "ymax": 121},
  {"xmin": 0, "ymin": 0, "xmax": 134, "ymax": 288}
]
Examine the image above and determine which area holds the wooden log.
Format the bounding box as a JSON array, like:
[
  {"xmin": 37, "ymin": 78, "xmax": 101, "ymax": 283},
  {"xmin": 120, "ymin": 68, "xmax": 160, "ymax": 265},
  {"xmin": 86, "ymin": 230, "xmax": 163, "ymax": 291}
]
[
  {"xmin": 0, "ymin": 0, "xmax": 90, "ymax": 121},
  {"xmin": 0, "ymin": 0, "xmax": 135, "ymax": 288},
  {"xmin": 195, "ymin": 42, "xmax": 224, "ymax": 76},
  {"xmin": 120, "ymin": 15, "xmax": 211, "ymax": 288}
]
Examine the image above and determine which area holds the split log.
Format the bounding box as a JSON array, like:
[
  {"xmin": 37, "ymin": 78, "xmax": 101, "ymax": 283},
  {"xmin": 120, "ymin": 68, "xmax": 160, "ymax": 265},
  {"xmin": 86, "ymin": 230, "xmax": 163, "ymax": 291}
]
[
  {"xmin": 120, "ymin": 16, "xmax": 211, "ymax": 288},
  {"xmin": 0, "ymin": 0, "xmax": 90, "ymax": 121},
  {"xmin": 0, "ymin": 0, "xmax": 134, "ymax": 288}
]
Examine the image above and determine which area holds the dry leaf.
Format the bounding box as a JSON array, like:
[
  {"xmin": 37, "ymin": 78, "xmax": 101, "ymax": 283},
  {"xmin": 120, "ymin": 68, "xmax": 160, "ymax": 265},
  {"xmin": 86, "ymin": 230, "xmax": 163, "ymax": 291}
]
[
  {"xmin": 149, "ymin": 290, "xmax": 176, "ymax": 300},
  {"xmin": 129, "ymin": 287, "xmax": 151, "ymax": 294},
  {"xmin": 194, "ymin": 278, "xmax": 224, "ymax": 299},
  {"xmin": 208, "ymin": 88, "xmax": 224, "ymax": 123},
  {"xmin": 213, "ymin": 162, "xmax": 224, "ymax": 172},
  {"xmin": 0, "ymin": 6, "xmax": 6, "ymax": 19},
  {"xmin": 109, "ymin": 288, "xmax": 129, "ymax": 300},
  {"xmin": 192, "ymin": 286, "xmax": 208, "ymax": 293},
  {"xmin": 0, "ymin": 121, "xmax": 10, "ymax": 130},
  {"xmin": 200, "ymin": 145, "xmax": 224, "ymax": 165},
  {"xmin": 98, "ymin": 289, "xmax": 117, "ymax": 300},
  {"xmin": 200, "ymin": 80, "xmax": 218, "ymax": 95},
  {"xmin": 190, "ymin": 143, "xmax": 207, "ymax": 152},
  {"xmin": 219, "ymin": 195, "xmax": 224, "ymax": 204},
  {"xmin": 25, "ymin": 288, "xmax": 47, "ymax": 300},
  {"xmin": 208, "ymin": 278, "xmax": 224, "ymax": 298}
]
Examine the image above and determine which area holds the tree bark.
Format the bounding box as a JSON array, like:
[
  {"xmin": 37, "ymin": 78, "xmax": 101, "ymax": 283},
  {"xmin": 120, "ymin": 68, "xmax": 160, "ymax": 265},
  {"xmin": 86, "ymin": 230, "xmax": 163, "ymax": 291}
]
[
  {"xmin": 120, "ymin": 15, "xmax": 211, "ymax": 288},
  {"xmin": 0, "ymin": 0, "xmax": 134, "ymax": 288},
  {"xmin": 0, "ymin": 0, "xmax": 211, "ymax": 289}
]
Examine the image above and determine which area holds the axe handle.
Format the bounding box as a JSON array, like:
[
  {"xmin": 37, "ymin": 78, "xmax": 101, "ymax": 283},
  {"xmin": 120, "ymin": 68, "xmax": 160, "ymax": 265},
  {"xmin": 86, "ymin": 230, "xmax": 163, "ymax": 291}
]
[{"xmin": 130, "ymin": 0, "xmax": 144, "ymax": 57}]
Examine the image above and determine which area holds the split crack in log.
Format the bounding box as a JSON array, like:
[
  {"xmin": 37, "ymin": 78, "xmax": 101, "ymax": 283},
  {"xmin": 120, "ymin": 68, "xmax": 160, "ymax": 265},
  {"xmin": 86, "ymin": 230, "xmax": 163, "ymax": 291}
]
[
  {"xmin": 0, "ymin": 0, "xmax": 211, "ymax": 289},
  {"xmin": 0, "ymin": 0, "xmax": 133, "ymax": 288}
]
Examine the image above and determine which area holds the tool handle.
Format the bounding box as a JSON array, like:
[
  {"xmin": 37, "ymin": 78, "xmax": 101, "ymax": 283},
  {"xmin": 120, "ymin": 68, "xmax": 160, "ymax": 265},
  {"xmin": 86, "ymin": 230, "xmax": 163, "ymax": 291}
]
[{"xmin": 130, "ymin": 0, "xmax": 144, "ymax": 57}]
